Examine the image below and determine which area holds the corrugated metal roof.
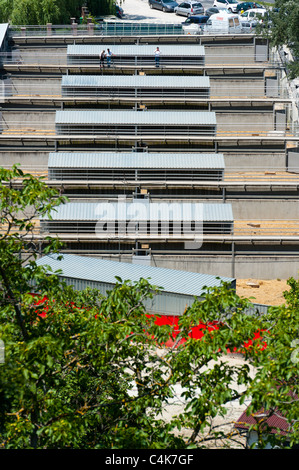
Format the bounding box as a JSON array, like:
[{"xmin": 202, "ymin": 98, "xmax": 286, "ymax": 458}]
[
  {"xmin": 36, "ymin": 253, "xmax": 234, "ymax": 298},
  {"xmin": 67, "ymin": 44, "xmax": 205, "ymax": 57},
  {"xmin": 55, "ymin": 110, "xmax": 217, "ymax": 126},
  {"xmin": 61, "ymin": 75, "xmax": 210, "ymax": 89},
  {"xmin": 48, "ymin": 152, "xmax": 225, "ymax": 170},
  {"xmin": 42, "ymin": 202, "xmax": 233, "ymax": 222}
]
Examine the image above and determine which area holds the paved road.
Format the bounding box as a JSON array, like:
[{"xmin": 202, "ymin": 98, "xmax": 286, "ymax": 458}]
[
  {"xmin": 122, "ymin": 0, "xmax": 217, "ymax": 23},
  {"xmin": 121, "ymin": 0, "xmax": 275, "ymax": 23}
]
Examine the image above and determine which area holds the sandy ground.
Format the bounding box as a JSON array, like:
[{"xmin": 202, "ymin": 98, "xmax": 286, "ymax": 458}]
[{"xmin": 236, "ymin": 278, "xmax": 290, "ymax": 306}]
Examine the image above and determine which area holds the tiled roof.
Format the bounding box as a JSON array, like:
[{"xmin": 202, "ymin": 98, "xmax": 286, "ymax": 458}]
[{"xmin": 235, "ymin": 392, "xmax": 298, "ymax": 436}]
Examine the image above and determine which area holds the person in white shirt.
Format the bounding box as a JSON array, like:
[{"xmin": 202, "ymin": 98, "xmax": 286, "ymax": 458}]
[
  {"xmin": 154, "ymin": 47, "xmax": 161, "ymax": 68},
  {"xmin": 106, "ymin": 48, "xmax": 113, "ymax": 68}
]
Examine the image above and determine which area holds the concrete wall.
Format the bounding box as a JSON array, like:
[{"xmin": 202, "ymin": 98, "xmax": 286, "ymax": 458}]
[
  {"xmin": 17, "ymin": 47, "xmax": 67, "ymax": 65},
  {"xmin": 0, "ymin": 151, "xmax": 49, "ymax": 169},
  {"xmin": 216, "ymin": 111, "xmax": 274, "ymax": 133},
  {"xmin": 10, "ymin": 78, "xmax": 61, "ymax": 96},
  {"xmin": 210, "ymin": 78, "xmax": 265, "ymax": 98},
  {"xmin": 88, "ymin": 253, "xmax": 299, "ymax": 280},
  {"xmin": 151, "ymin": 255, "xmax": 299, "ymax": 280},
  {"xmin": 228, "ymin": 199, "xmax": 299, "ymax": 220},
  {"xmin": 223, "ymin": 152, "xmax": 286, "ymax": 170},
  {"xmin": 205, "ymin": 46, "xmax": 255, "ymax": 66},
  {"xmin": 1, "ymin": 111, "xmax": 55, "ymax": 132}
]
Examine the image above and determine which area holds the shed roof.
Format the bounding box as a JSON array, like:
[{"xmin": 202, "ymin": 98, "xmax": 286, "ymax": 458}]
[
  {"xmin": 235, "ymin": 393, "xmax": 298, "ymax": 437},
  {"xmin": 42, "ymin": 202, "xmax": 233, "ymax": 222},
  {"xmin": 61, "ymin": 75, "xmax": 210, "ymax": 89},
  {"xmin": 66, "ymin": 44, "xmax": 205, "ymax": 57},
  {"xmin": 55, "ymin": 110, "xmax": 217, "ymax": 126},
  {"xmin": 47, "ymin": 152, "xmax": 225, "ymax": 170},
  {"xmin": 36, "ymin": 253, "xmax": 234, "ymax": 298}
]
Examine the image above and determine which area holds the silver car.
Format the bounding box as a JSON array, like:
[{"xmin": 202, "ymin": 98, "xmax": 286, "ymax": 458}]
[{"xmin": 174, "ymin": 1, "xmax": 204, "ymax": 17}]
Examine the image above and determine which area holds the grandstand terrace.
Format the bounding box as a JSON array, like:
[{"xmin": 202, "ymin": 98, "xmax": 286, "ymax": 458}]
[{"xmin": 0, "ymin": 23, "xmax": 299, "ymax": 278}]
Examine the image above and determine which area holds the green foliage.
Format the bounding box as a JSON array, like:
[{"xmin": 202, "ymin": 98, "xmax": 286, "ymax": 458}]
[
  {"xmin": 0, "ymin": 0, "xmax": 116, "ymax": 25},
  {"xmin": 0, "ymin": 166, "xmax": 298, "ymax": 449},
  {"xmin": 264, "ymin": 0, "xmax": 299, "ymax": 78}
]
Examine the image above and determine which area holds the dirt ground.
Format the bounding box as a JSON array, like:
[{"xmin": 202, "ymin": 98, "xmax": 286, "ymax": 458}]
[{"xmin": 236, "ymin": 279, "xmax": 290, "ymax": 306}]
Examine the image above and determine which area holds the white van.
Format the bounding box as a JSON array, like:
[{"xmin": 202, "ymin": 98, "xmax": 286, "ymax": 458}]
[
  {"xmin": 204, "ymin": 11, "xmax": 242, "ymax": 33},
  {"xmin": 238, "ymin": 8, "xmax": 268, "ymax": 22}
]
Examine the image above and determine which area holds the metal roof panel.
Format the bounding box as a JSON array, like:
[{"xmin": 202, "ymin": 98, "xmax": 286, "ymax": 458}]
[
  {"xmin": 67, "ymin": 44, "xmax": 205, "ymax": 57},
  {"xmin": 43, "ymin": 202, "xmax": 233, "ymax": 222},
  {"xmin": 61, "ymin": 75, "xmax": 210, "ymax": 89},
  {"xmin": 55, "ymin": 110, "xmax": 217, "ymax": 126},
  {"xmin": 48, "ymin": 152, "xmax": 225, "ymax": 169},
  {"xmin": 36, "ymin": 253, "xmax": 234, "ymax": 298}
]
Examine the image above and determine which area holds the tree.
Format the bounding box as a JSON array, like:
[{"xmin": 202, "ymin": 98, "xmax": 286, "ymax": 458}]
[
  {"xmin": 0, "ymin": 0, "xmax": 116, "ymax": 25},
  {"xmin": 0, "ymin": 166, "xmax": 298, "ymax": 449},
  {"xmin": 240, "ymin": 277, "xmax": 299, "ymax": 448},
  {"xmin": 265, "ymin": 0, "xmax": 299, "ymax": 78}
]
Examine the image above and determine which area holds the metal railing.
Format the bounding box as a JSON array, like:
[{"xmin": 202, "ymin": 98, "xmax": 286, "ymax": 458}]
[
  {"xmin": 47, "ymin": 169, "xmax": 224, "ymax": 182},
  {"xmin": 6, "ymin": 22, "xmax": 273, "ymax": 38},
  {"xmin": 8, "ymin": 23, "xmax": 185, "ymax": 37},
  {"xmin": 39, "ymin": 221, "xmax": 234, "ymax": 237},
  {"xmin": 54, "ymin": 126, "xmax": 217, "ymax": 137}
]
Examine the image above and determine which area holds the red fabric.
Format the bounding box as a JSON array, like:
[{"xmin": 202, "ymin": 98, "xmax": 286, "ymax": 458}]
[{"xmin": 30, "ymin": 294, "xmax": 266, "ymax": 351}]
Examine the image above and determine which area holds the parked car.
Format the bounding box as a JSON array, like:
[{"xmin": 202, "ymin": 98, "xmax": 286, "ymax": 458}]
[
  {"xmin": 115, "ymin": 4, "xmax": 124, "ymax": 18},
  {"xmin": 148, "ymin": 0, "xmax": 178, "ymax": 12},
  {"xmin": 213, "ymin": 0, "xmax": 240, "ymax": 14},
  {"xmin": 235, "ymin": 2, "xmax": 265, "ymax": 13},
  {"xmin": 239, "ymin": 8, "xmax": 268, "ymax": 21},
  {"xmin": 205, "ymin": 11, "xmax": 242, "ymax": 33},
  {"xmin": 239, "ymin": 19, "xmax": 258, "ymax": 32},
  {"xmin": 174, "ymin": 1, "xmax": 204, "ymax": 17},
  {"xmin": 205, "ymin": 6, "xmax": 220, "ymax": 17},
  {"xmin": 182, "ymin": 15, "xmax": 209, "ymax": 34}
]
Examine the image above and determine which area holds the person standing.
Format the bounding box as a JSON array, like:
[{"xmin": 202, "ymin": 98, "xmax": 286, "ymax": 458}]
[
  {"xmin": 100, "ymin": 50, "xmax": 106, "ymax": 68},
  {"xmin": 106, "ymin": 48, "xmax": 113, "ymax": 68},
  {"xmin": 154, "ymin": 47, "xmax": 161, "ymax": 68}
]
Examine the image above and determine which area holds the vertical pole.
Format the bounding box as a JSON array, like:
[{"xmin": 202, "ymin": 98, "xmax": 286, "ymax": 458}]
[{"xmin": 231, "ymin": 241, "xmax": 235, "ymax": 278}]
